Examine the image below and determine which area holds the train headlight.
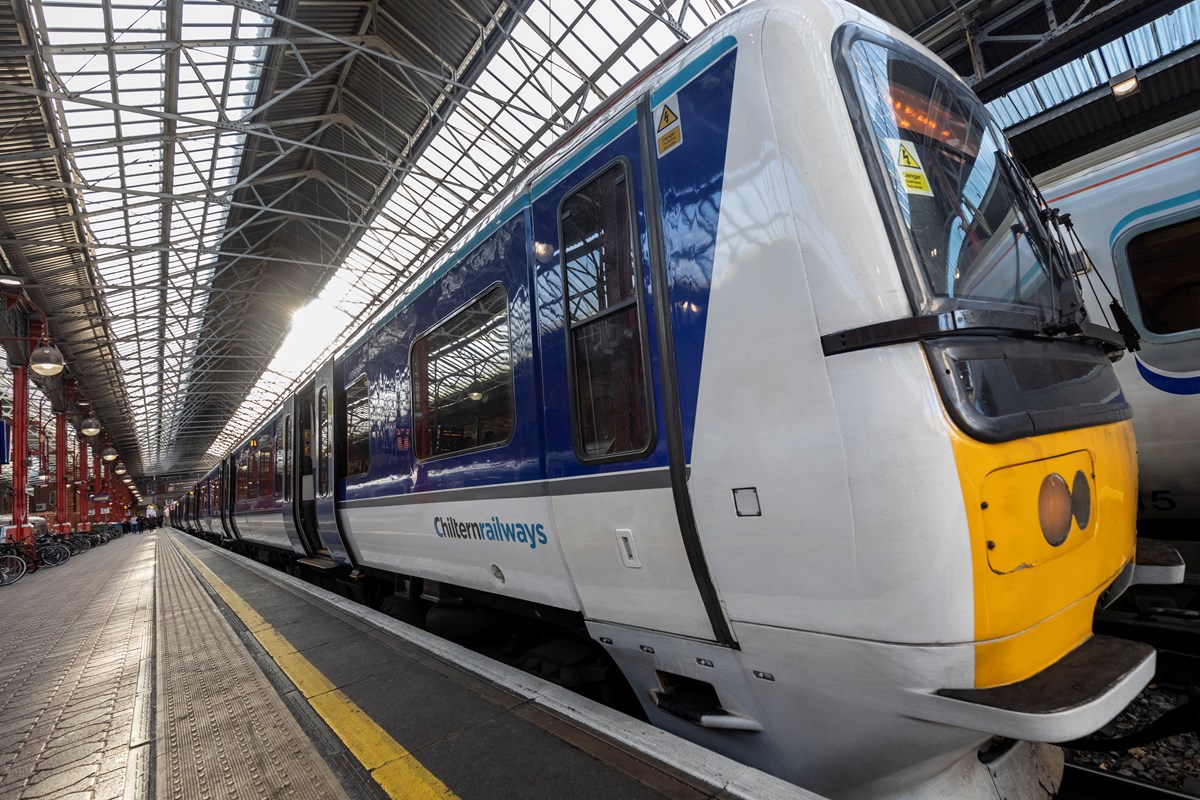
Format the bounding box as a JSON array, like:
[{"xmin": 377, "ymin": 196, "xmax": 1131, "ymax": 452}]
[
  {"xmin": 1038, "ymin": 473, "xmax": 1072, "ymax": 546},
  {"xmin": 1071, "ymin": 470, "xmax": 1092, "ymax": 530}
]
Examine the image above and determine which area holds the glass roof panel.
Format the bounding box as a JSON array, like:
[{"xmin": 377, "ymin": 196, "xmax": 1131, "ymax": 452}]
[
  {"xmin": 208, "ymin": 0, "xmax": 743, "ymax": 457},
  {"xmin": 36, "ymin": 0, "xmax": 276, "ymax": 471}
]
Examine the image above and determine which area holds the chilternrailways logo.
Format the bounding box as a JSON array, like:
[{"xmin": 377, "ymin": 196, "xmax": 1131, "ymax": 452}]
[{"xmin": 434, "ymin": 516, "xmax": 549, "ymax": 550}]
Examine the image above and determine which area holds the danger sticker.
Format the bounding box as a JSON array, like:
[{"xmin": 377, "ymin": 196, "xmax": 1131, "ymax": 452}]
[
  {"xmin": 655, "ymin": 95, "xmax": 682, "ymax": 157},
  {"xmin": 886, "ymin": 138, "xmax": 933, "ymax": 197}
]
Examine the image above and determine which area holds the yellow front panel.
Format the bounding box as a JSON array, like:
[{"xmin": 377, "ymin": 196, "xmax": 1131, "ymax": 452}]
[
  {"xmin": 947, "ymin": 419, "xmax": 1137, "ymax": 688},
  {"xmin": 981, "ymin": 450, "xmax": 1095, "ymax": 575}
]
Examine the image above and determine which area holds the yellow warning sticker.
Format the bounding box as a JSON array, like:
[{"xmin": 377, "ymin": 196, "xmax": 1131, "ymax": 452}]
[
  {"xmin": 657, "ymin": 104, "xmax": 679, "ymax": 132},
  {"xmin": 657, "ymin": 127, "xmax": 682, "ymax": 155},
  {"xmin": 886, "ymin": 138, "xmax": 934, "ymax": 197},
  {"xmin": 654, "ymin": 94, "xmax": 682, "ymax": 157}
]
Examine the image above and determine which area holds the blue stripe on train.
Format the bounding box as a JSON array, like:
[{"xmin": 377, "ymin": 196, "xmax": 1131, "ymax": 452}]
[{"xmin": 1135, "ymin": 357, "xmax": 1200, "ymax": 395}]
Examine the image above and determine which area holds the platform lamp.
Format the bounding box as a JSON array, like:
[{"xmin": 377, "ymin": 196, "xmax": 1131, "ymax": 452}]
[
  {"xmin": 114, "ymin": 463, "xmax": 127, "ymax": 476},
  {"xmin": 29, "ymin": 340, "xmax": 64, "ymax": 377},
  {"xmin": 80, "ymin": 416, "xmax": 101, "ymax": 437},
  {"xmin": 101, "ymin": 446, "xmax": 119, "ymax": 463}
]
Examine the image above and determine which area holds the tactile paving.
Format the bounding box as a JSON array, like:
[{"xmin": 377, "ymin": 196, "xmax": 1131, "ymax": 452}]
[
  {"xmin": 155, "ymin": 533, "xmax": 351, "ymax": 800},
  {"xmin": 0, "ymin": 533, "xmax": 155, "ymax": 800}
]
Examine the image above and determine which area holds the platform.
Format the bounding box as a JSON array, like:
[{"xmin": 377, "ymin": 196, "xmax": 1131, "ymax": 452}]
[{"xmin": 0, "ymin": 530, "xmax": 819, "ymax": 800}]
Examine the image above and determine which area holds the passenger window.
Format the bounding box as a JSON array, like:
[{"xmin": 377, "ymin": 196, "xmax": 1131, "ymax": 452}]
[
  {"xmin": 346, "ymin": 376, "xmax": 370, "ymax": 477},
  {"xmin": 318, "ymin": 387, "xmax": 330, "ymax": 497},
  {"xmin": 411, "ymin": 285, "xmax": 515, "ymax": 460},
  {"xmin": 258, "ymin": 435, "xmax": 273, "ymax": 498},
  {"xmin": 559, "ymin": 162, "xmax": 651, "ymax": 459},
  {"xmin": 1127, "ymin": 217, "xmax": 1200, "ymax": 335}
]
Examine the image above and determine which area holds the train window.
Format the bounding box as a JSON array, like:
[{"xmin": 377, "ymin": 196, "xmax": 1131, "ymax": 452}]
[
  {"xmin": 840, "ymin": 35, "xmax": 1059, "ymax": 318},
  {"xmin": 247, "ymin": 441, "xmax": 259, "ymax": 499},
  {"xmin": 275, "ymin": 424, "xmax": 284, "ymax": 498},
  {"xmin": 318, "ymin": 387, "xmax": 330, "ymax": 497},
  {"xmin": 283, "ymin": 416, "xmax": 292, "ymax": 502},
  {"xmin": 346, "ymin": 375, "xmax": 370, "ymax": 477},
  {"xmin": 258, "ymin": 434, "xmax": 273, "ymax": 498},
  {"xmin": 1125, "ymin": 217, "xmax": 1200, "ymax": 335},
  {"xmin": 559, "ymin": 161, "xmax": 651, "ymax": 459},
  {"xmin": 236, "ymin": 450, "xmax": 249, "ymax": 502},
  {"xmin": 411, "ymin": 285, "xmax": 515, "ymax": 461}
]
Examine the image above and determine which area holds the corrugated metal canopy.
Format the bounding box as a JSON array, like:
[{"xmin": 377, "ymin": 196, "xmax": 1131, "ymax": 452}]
[{"xmin": 0, "ymin": 0, "xmax": 1195, "ymax": 500}]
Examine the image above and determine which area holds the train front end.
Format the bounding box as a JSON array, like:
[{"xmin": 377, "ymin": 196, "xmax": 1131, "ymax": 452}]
[{"xmin": 660, "ymin": 2, "xmax": 1156, "ymax": 797}]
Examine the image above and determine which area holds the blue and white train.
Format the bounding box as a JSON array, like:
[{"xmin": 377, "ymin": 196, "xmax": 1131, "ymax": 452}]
[
  {"xmin": 175, "ymin": 1, "xmax": 1180, "ymax": 797},
  {"xmin": 1038, "ymin": 110, "xmax": 1200, "ymax": 535}
]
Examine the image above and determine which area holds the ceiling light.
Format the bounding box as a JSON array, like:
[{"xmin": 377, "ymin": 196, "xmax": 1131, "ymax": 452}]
[
  {"xmin": 114, "ymin": 463, "xmax": 127, "ymax": 475},
  {"xmin": 0, "ymin": 275, "xmax": 24, "ymax": 286},
  {"xmin": 1110, "ymin": 69, "xmax": 1140, "ymax": 99},
  {"xmin": 30, "ymin": 343, "xmax": 65, "ymax": 377},
  {"xmin": 102, "ymin": 446, "xmax": 119, "ymax": 462},
  {"xmin": 80, "ymin": 417, "xmax": 101, "ymax": 436}
]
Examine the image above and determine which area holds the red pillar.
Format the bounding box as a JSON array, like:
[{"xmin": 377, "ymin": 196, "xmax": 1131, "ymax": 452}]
[
  {"xmin": 77, "ymin": 438, "xmax": 87, "ymax": 528},
  {"xmin": 10, "ymin": 365, "xmax": 33, "ymax": 560},
  {"xmin": 55, "ymin": 411, "xmax": 69, "ymax": 534}
]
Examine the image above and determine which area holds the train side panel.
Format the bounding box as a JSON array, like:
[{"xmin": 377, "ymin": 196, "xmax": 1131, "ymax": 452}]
[{"xmin": 1040, "ymin": 111, "xmax": 1200, "ymax": 526}]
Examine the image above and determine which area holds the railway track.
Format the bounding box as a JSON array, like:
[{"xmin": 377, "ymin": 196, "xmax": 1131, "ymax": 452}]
[{"xmin": 1058, "ymin": 763, "xmax": 1196, "ymax": 799}]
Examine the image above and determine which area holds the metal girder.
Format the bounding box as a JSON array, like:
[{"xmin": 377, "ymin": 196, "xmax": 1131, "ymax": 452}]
[{"xmin": 935, "ymin": 0, "xmax": 1195, "ymax": 100}]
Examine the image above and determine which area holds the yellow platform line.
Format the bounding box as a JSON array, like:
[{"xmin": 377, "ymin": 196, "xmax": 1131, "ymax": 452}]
[{"xmin": 174, "ymin": 538, "xmax": 458, "ymax": 800}]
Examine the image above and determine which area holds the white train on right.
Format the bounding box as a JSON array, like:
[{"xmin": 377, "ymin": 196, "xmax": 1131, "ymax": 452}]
[{"xmin": 1039, "ymin": 109, "xmax": 1200, "ymax": 533}]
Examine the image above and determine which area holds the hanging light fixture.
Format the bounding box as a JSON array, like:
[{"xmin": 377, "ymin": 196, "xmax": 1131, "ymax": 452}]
[
  {"xmin": 114, "ymin": 463, "xmax": 127, "ymax": 475},
  {"xmin": 102, "ymin": 446, "xmax": 119, "ymax": 462},
  {"xmin": 80, "ymin": 417, "xmax": 101, "ymax": 436},
  {"xmin": 30, "ymin": 341, "xmax": 65, "ymax": 377}
]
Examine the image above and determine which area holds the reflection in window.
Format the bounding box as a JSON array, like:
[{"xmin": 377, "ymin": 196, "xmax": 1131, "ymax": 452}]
[
  {"xmin": 346, "ymin": 376, "xmax": 371, "ymax": 477},
  {"xmin": 258, "ymin": 434, "xmax": 273, "ymax": 498},
  {"xmin": 275, "ymin": 424, "xmax": 285, "ymax": 497},
  {"xmin": 412, "ymin": 286, "xmax": 515, "ymax": 460},
  {"xmin": 1127, "ymin": 217, "xmax": 1200, "ymax": 335},
  {"xmin": 248, "ymin": 441, "xmax": 259, "ymax": 499},
  {"xmin": 237, "ymin": 450, "xmax": 249, "ymax": 502},
  {"xmin": 318, "ymin": 387, "xmax": 330, "ymax": 497},
  {"xmin": 560, "ymin": 162, "xmax": 650, "ymax": 458},
  {"xmin": 283, "ymin": 416, "xmax": 292, "ymax": 502},
  {"xmin": 847, "ymin": 39, "xmax": 1053, "ymax": 312}
]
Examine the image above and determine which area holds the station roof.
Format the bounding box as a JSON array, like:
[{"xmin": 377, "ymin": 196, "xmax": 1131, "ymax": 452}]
[{"xmin": 0, "ymin": 0, "xmax": 1196, "ymax": 499}]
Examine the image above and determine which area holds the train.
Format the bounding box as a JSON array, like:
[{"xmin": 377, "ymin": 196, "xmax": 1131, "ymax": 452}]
[
  {"xmin": 171, "ymin": 1, "xmax": 1180, "ymax": 797},
  {"xmin": 1037, "ymin": 110, "xmax": 1200, "ymax": 536}
]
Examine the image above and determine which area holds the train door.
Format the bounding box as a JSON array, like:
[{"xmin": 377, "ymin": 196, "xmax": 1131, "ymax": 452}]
[
  {"xmin": 531, "ymin": 92, "xmax": 732, "ymax": 645},
  {"xmin": 219, "ymin": 457, "xmax": 236, "ymax": 540},
  {"xmin": 309, "ymin": 360, "xmax": 354, "ymax": 564},
  {"xmin": 281, "ymin": 391, "xmax": 323, "ymax": 555}
]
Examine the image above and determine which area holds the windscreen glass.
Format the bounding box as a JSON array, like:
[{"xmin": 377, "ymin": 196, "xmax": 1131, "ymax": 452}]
[{"xmin": 846, "ymin": 39, "xmax": 1055, "ymax": 314}]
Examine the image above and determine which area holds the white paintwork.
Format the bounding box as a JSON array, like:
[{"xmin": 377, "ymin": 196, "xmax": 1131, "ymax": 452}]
[
  {"xmin": 551, "ymin": 483, "xmax": 713, "ymax": 639},
  {"xmin": 1038, "ymin": 110, "xmax": 1200, "ymax": 522},
  {"xmin": 232, "ymin": 508, "xmax": 292, "ymax": 552},
  {"xmin": 345, "ymin": 491, "xmax": 583, "ymax": 613}
]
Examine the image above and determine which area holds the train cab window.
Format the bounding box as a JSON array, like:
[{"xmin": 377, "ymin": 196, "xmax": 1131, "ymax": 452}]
[
  {"xmin": 559, "ymin": 162, "xmax": 651, "ymax": 459},
  {"xmin": 346, "ymin": 375, "xmax": 370, "ymax": 477},
  {"xmin": 282, "ymin": 417, "xmax": 292, "ymax": 502},
  {"xmin": 1125, "ymin": 217, "xmax": 1200, "ymax": 335},
  {"xmin": 411, "ymin": 285, "xmax": 515, "ymax": 460},
  {"xmin": 318, "ymin": 387, "xmax": 330, "ymax": 497}
]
